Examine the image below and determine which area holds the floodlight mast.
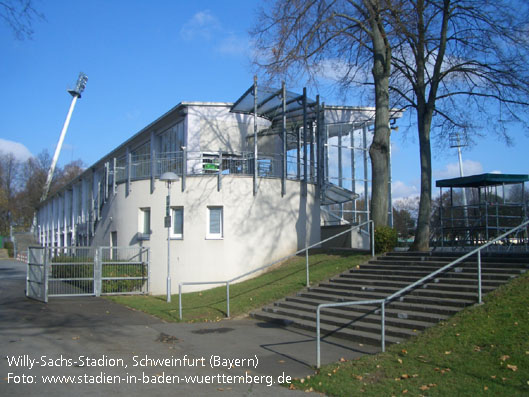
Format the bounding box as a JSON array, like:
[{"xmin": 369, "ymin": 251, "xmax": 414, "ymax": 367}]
[
  {"xmin": 40, "ymin": 72, "xmax": 88, "ymax": 202},
  {"xmin": 449, "ymin": 132, "xmax": 469, "ymax": 228}
]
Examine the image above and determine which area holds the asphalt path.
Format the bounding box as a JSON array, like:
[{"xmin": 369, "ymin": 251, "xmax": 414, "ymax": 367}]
[{"xmin": 0, "ymin": 259, "xmax": 373, "ymax": 396}]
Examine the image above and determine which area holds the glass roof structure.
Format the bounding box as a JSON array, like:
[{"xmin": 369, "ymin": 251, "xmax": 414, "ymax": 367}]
[{"xmin": 230, "ymin": 84, "xmax": 318, "ymax": 122}]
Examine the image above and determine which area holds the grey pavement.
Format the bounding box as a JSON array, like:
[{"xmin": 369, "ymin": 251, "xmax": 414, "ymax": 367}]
[{"xmin": 0, "ymin": 259, "xmax": 373, "ymax": 396}]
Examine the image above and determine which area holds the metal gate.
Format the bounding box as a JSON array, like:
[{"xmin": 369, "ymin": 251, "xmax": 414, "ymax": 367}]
[
  {"xmin": 27, "ymin": 247, "xmax": 48, "ymax": 302},
  {"xmin": 26, "ymin": 246, "xmax": 149, "ymax": 301},
  {"xmin": 99, "ymin": 246, "xmax": 150, "ymax": 295}
]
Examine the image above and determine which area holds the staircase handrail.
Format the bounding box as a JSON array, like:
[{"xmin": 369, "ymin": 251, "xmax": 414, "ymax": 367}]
[
  {"xmin": 316, "ymin": 218, "xmax": 529, "ymax": 368},
  {"xmin": 178, "ymin": 220, "xmax": 374, "ymax": 320}
]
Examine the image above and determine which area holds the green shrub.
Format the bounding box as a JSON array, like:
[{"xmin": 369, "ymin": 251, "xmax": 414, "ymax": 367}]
[
  {"xmin": 374, "ymin": 226, "xmax": 398, "ymax": 254},
  {"xmin": 4, "ymin": 241, "xmax": 14, "ymax": 257}
]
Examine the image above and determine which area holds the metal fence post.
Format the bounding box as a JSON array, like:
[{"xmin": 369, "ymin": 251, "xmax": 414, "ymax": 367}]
[
  {"xmin": 179, "ymin": 283, "xmax": 182, "ymax": 320},
  {"xmin": 371, "ymin": 221, "xmax": 375, "ymax": 257},
  {"xmin": 306, "ymin": 247, "xmax": 310, "ymax": 287},
  {"xmin": 226, "ymin": 282, "xmax": 230, "ymax": 318},
  {"xmin": 381, "ymin": 301, "xmax": 386, "ymax": 352},
  {"xmin": 94, "ymin": 247, "xmax": 102, "ymax": 297},
  {"xmin": 44, "ymin": 248, "xmax": 49, "ymax": 303},
  {"xmin": 477, "ymin": 250, "xmax": 482, "ymax": 304},
  {"xmin": 316, "ymin": 306, "xmax": 321, "ymax": 368}
]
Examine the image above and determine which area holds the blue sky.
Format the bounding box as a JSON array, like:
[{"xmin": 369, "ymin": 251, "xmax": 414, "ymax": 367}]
[{"xmin": 1, "ymin": 0, "xmax": 528, "ymax": 201}]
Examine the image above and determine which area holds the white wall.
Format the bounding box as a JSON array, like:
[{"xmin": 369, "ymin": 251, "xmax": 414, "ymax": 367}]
[
  {"xmin": 186, "ymin": 104, "xmax": 271, "ymax": 154},
  {"xmin": 93, "ymin": 176, "xmax": 320, "ymax": 294}
]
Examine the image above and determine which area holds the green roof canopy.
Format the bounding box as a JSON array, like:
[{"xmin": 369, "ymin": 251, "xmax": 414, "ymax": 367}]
[{"xmin": 436, "ymin": 173, "xmax": 529, "ymax": 188}]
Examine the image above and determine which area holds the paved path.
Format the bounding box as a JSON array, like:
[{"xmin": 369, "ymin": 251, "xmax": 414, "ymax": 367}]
[{"xmin": 0, "ymin": 259, "xmax": 373, "ymax": 396}]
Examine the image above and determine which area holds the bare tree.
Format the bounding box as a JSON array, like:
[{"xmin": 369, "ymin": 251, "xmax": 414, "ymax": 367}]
[
  {"xmin": 1, "ymin": 0, "xmax": 44, "ymax": 40},
  {"xmin": 0, "ymin": 152, "xmax": 22, "ymax": 234},
  {"xmin": 251, "ymin": 0, "xmax": 395, "ymax": 227},
  {"xmin": 0, "ymin": 149, "xmax": 85, "ymax": 233},
  {"xmin": 387, "ymin": 0, "xmax": 529, "ymax": 250}
]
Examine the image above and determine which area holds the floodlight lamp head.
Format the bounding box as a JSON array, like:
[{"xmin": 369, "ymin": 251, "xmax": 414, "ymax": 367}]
[
  {"xmin": 68, "ymin": 72, "xmax": 88, "ymax": 98},
  {"xmin": 449, "ymin": 131, "xmax": 468, "ymax": 148}
]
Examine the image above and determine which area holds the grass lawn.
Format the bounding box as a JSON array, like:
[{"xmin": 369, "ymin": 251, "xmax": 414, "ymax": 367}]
[
  {"xmin": 287, "ymin": 271, "xmax": 529, "ymax": 396},
  {"xmin": 106, "ymin": 250, "xmax": 369, "ymax": 323}
]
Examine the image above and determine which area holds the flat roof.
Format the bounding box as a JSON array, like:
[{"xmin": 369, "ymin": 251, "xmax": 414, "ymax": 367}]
[{"xmin": 436, "ymin": 173, "xmax": 529, "ymax": 188}]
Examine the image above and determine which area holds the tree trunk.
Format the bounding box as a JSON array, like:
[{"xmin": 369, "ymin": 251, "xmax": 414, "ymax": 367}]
[
  {"xmin": 368, "ymin": 9, "xmax": 391, "ymax": 228},
  {"xmin": 369, "ymin": 77, "xmax": 390, "ymax": 227},
  {"xmin": 410, "ymin": 110, "xmax": 433, "ymax": 251}
]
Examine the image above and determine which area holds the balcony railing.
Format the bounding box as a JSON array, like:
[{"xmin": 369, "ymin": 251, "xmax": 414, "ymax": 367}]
[{"xmin": 112, "ymin": 150, "xmax": 317, "ymax": 184}]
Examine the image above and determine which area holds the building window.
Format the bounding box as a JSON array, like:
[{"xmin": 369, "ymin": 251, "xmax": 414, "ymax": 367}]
[
  {"xmin": 171, "ymin": 207, "xmax": 183, "ymax": 239},
  {"xmin": 207, "ymin": 206, "xmax": 223, "ymax": 239},
  {"xmin": 138, "ymin": 207, "xmax": 151, "ymax": 239}
]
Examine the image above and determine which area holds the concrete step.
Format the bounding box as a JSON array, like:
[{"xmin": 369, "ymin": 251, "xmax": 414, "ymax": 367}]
[
  {"xmin": 326, "ymin": 276, "xmax": 504, "ymax": 289},
  {"xmin": 374, "ymin": 254, "xmax": 529, "ymax": 263},
  {"xmin": 340, "ymin": 271, "xmax": 515, "ymax": 283},
  {"xmin": 296, "ymin": 290, "xmax": 475, "ymax": 308},
  {"xmin": 269, "ymin": 300, "xmax": 440, "ymax": 329},
  {"xmin": 317, "ymin": 280, "xmax": 497, "ymax": 295},
  {"xmin": 251, "ymin": 310, "xmax": 404, "ymax": 346},
  {"xmin": 261, "ymin": 305, "xmax": 419, "ymax": 339},
  {"xmin": 329, "ymin": 273, "xmax": 516, "ymax": 285},
  {"xmin": 301, "ymin": 287, "xmax": 478, "ymax": 306},
  {"xmin": 363, "ymin": 260, "xmax": 529, "ymax": 270},
  {"xmin": 387, "ymin": 252, "xmax": 529, "ymax": 260},
  {"xmin": 284, "ymin": 295, "xmax": 460, "ymax": 317},
  {"xmin": 347, "ymin": 268, "xmax": 521, "ymax": 279}
]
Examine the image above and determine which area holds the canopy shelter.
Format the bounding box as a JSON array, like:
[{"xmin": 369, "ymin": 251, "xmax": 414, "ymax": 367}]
[
  {"xmin": 230, "ymin": 78, "xmax": 399, "ymax": 229},
  {"xmin": 231, "ymin": 84, "xmax": 318, "ymax": 123},
  {"xmin": 436, "ymin": 173, "xmax": 529, "ymax": 188},
  {"xmin": 434, "ymin": 173, "xmax": 529, "ymax": 250},
  {"xmin": 230, "ymin": 79, "xmax": 323, "ymax": 199}
]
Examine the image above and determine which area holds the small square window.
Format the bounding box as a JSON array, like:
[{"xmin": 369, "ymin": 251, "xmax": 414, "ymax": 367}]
[
  {"xmin": 207, "ymin": 206, "xmax": 223, "ymax": 239},
  {"xmin": 171, "ymin": 207, "xmax": 184, "ymax": 239}
]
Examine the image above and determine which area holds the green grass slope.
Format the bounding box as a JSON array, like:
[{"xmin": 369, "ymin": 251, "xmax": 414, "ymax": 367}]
[{"xmin": 107, "ymin": 250, "xmax": 369, "ymax": 323}]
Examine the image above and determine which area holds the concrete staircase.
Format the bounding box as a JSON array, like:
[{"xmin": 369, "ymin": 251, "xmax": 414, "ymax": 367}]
[{"xmin": 251, "ymin": 251, "xmax": 529, "ymax": 347}]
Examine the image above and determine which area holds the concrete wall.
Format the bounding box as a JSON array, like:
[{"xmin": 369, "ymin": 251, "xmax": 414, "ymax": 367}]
[
  {"xmin": 321, "ymin": 224, "xmax": 370, "ymax": 251},
  {"xmin": 92, "ymin": 176, "xmax": 320, "ymax": 294},
  {"xmin": 186, "ymin": 104, "xmax": 271, "ymax": 153}
]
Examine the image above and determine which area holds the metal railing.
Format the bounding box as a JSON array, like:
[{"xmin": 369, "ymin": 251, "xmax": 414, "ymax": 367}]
[
  {"xmin": 112, "ymin": 150, "xmax": 318, "ymax": 184},
  {"xmin": 316, "ymin": 219, "xmax": 529, "ymax": 368},
  {"xmin": 178, "ymin": 220, "xmax": 374, "ymax": 320}
]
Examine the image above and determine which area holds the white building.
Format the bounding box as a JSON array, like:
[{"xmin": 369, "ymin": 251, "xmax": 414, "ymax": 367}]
[{"xmin": 35, "ymin": 84, "xmax": 400, "ymax": 294}]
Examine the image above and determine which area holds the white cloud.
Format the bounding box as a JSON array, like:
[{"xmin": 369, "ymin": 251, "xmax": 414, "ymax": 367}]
[
  {"xmin": 180, "ymin": 10, "xmax": 222, "ymax": 41},
  {"xmin": 434, "ymin": 160, "xmax": 483, "ymax": 180},
  {"xmin": 392, "ymin": 180, "xmax": 419, "ymax": 201},
  {"xmin": 180, "ymin": 10, "xmax": 248, "ymax": 58},
  {"xmin": 0, "ymin": 138, "xmax": 32, "ymax": 161},
  {"xmin": 313, "ymin": 58, "xmax": 370, "ymax": 85},
  {"xmin": 216, "ymin": 34, "xmax": 250, "ymax": 56}
]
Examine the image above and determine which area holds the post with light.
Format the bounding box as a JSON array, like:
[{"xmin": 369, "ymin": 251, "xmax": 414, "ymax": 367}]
[
  {"xmin": 160, "ymin": 172, "xmax": 179, "ymax": 303},
  {"xmin": 41, "ymin": 72, "xmax": 88, "ymax": 202},
  {"xmin": 449, "ymin": 132, "xmax": 469, "ymax": 231}
]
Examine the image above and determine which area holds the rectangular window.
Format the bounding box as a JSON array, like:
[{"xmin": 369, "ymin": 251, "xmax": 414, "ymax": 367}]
[
  {"xmin": 207, "ymin": 206, "xmax": 223, "ymax": 239},
  {"xmin": 139, "ymin": 207, "xmax": 151, "ymax": 239},
  {"xmin": 171, "ymin": 207, "xmax": 183, "ymax": 239}
]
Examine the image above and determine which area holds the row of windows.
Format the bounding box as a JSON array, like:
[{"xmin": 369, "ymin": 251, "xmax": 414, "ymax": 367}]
[{"xmin": 139, "ymin": 206, "xmax": 223, "ymax": 240}]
